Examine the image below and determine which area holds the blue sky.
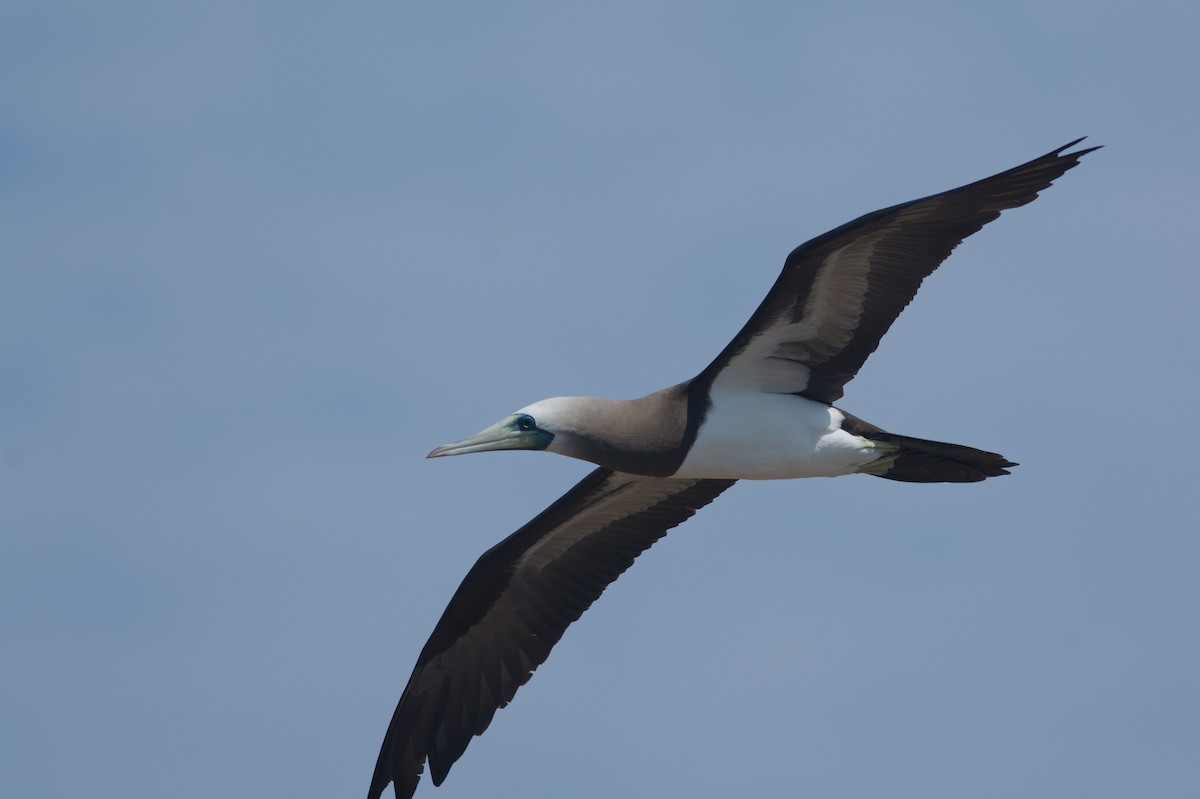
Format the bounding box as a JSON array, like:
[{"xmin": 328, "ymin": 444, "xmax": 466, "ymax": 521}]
[{"xmin": 2, "ymin": 2, "xmax": 1198, "ymax": 798}]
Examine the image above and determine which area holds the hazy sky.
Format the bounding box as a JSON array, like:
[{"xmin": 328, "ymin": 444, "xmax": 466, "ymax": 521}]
[{"xmin": 3, "ymin": 2, "xmax": 1198, "ymax": 798}]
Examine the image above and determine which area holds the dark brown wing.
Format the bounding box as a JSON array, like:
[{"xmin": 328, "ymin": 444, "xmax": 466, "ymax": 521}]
[
  {"xmin": 368, "ymin": 468, "xmax": 736, "ymax": 799},
  {"xmin": 696, "ymin": 139, "xmax": 1098, "ymax": 404}
]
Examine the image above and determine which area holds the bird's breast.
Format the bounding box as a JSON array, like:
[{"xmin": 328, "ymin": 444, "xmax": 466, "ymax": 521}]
[{"xmin": 673, "ymin": 391, "xmax": 879, "ymax": 480}]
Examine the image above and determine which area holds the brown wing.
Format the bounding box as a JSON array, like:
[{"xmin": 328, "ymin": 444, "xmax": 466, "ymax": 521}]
[
  {"xmin": 696, "ymin": 139, "xmax": 1098, "ymax": 404},
  {"xmin": 368, "ymin": 468, "xmax": 736, "ymax": 799}
]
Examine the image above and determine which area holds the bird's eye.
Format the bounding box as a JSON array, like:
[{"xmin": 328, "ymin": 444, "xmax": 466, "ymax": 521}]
[{"xmin": 516, "ymin": 414, "xmax": 536, "ymax": 431}]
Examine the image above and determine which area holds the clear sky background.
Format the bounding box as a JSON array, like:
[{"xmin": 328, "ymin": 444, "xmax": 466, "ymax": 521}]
[{"xmin": 2, "ymin": 3, "xmax": 1198, "ymax": 798}]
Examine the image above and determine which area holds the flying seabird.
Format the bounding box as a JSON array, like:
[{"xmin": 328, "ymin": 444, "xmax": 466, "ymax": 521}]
[{"xmin": 368, "ymin": 139, "xmax": 1097, "ymax": 798}]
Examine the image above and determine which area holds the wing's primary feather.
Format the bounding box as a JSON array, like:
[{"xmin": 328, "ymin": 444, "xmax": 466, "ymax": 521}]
[{"xmin": 368, "ymin": 468, "xmax": 735, "ymax": 799}]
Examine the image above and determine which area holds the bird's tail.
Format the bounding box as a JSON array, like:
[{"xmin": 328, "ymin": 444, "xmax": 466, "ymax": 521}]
[{"xmin": 858, "ymin": 433, "xmax": 1016, "ymax": 483}]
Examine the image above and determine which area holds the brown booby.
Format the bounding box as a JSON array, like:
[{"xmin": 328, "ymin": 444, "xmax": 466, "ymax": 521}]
[{"xmin": 368, "ymin": 140, "xmax": 1097, "ymax": 798}]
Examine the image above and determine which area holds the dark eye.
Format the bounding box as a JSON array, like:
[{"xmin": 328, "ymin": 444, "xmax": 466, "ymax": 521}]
[{"xmin": 516, "ymin": 414, "xmax": 536, "ymax": 431}]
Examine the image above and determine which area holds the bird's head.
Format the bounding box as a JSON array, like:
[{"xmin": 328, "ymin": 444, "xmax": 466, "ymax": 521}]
[{"xmin": 427, "ymin": 397, "xmax": 588, "ymax": 459}]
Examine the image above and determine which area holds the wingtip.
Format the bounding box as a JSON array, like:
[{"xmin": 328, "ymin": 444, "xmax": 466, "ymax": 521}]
[
  {"xmin": 1057, "ymin": 136, "xmax": 1103, "ymax": 158},
  {"xmin": 367, "ymin": 772, "xmax": 418, "ymax": 799},
  {"xmin": 365, "ymin": 774, "xmax": 391, "ymax": 799},
  {"xmin": 367, "ymin": 728, "xmax": 424, "ymax": 799}
]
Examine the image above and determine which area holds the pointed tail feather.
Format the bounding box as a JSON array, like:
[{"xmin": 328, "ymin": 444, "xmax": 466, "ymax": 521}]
[{"xmin": 868, "ymin": 433, "xmax": 1016, "ymax": 483}]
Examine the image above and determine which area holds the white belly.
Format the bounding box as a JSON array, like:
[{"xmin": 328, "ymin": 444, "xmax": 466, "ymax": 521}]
[{"xmin": 673, "ymin": 391, "xmax": 879, "ymax": 480}]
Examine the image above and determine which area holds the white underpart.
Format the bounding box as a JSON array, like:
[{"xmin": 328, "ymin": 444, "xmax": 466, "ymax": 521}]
[{"xmin": 674, "ymin": 390, "xmax": 879, "ymax": 480}]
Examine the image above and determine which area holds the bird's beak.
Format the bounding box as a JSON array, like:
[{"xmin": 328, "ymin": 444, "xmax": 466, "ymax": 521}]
[{"xmin": 428, "ymin": 415, "xmax": 552, "ymax": 459}]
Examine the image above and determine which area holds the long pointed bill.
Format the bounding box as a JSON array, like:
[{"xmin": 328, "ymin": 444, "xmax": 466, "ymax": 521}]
[{"xmin": 427, "ymin": 415, "xmax": 552, "ymax": 458}]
